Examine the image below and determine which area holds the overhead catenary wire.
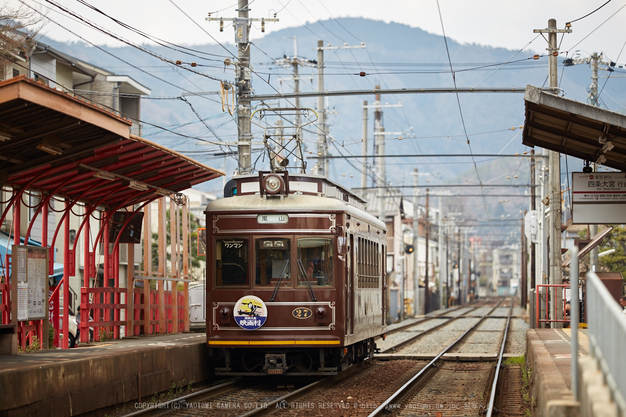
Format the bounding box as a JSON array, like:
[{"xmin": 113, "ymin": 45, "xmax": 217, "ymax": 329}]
[
  {"xmin": 567, "ymin": 0, "xmax": 614, "ymax": 24},
  {"xmin": 436, "ymin": 0, "xmax": 493, "ymax": 233},
  {"xmin": 41, "ymin": 0, "xmax": 230, "ymax": 83}
]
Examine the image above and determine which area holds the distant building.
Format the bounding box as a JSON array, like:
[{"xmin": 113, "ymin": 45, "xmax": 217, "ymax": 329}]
[
  {"xmin": 1, "ymin": 40, "xmax": 150, "ymax": 136},
  {"xmin": 492, "ymin": 245, "xmax": 521, "ymax": 295},
  {"xmin": 359, "ymin": 188, "xmax": 439, "ymax": 318}
]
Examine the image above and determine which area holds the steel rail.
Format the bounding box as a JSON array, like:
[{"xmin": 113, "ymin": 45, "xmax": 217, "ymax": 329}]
[
  {"xmin": 485, "ymin": 300, "xmax": 515, "ymax": 417},
  {"xmin": 121, "ymin": 379, "xmax": 240, "ymax": 417},
  {"xmin": 380, "ymin": 301, "xmax": 492, "ymax": 353},
  {"xmin": 383, "ymin": 303, "xmax": 477, "ymax": 336},
  {"xmin": 237, "ymin": 361, "xmax": 371, "ymax": 416},
  {"xmin": 367, "ymin": 298, "xmax": 506, "ymax": 417}
]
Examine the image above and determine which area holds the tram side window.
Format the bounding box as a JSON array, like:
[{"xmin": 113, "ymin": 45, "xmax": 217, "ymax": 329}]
[
  {"xmin": 255, "ymin": 238, "xmax": 291, "ymax": 287},
  {"xmin": 357, "ymin": 238, "xmax": 380, "ymax": 289},
  {"xmin": 297, "ymin": 237, "xmax": 333, "ymax": 287},
  {"xmin": 215, "ymin": 238, "xmax": 249, "ymax": 287}
]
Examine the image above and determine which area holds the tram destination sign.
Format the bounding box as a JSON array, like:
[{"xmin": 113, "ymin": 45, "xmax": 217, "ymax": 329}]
[
  {"xmin": 572, "ymin": 172, "xmax": 626, "ymax": 224},
  {"xmin": 257, "ymin": 214, "xmax": 289, "ymax": 224}
]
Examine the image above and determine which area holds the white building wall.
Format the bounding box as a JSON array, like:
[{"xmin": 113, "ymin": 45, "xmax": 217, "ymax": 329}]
[{"xmin": 30, "ymin": 55, "xmax": 56, "ymax": 86}]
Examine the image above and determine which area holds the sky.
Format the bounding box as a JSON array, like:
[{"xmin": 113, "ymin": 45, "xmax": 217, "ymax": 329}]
[{"xmin": 10, "ymin": 0, "xmax": 626, "ymax": 64}]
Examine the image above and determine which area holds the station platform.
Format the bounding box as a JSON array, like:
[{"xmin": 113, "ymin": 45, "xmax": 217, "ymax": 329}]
[
  {"xmin": 526, "ymin": 328, "xmax": 590, "ymax": 417},
  {"xmin": 0, "ymin": 332, "xmax": 211, "ymax": 417}
]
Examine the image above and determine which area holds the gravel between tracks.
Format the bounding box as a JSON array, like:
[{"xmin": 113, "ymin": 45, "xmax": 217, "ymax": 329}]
[{"xmin": 264, "ymin": 360, "xmax": 428, "ymax": 416}]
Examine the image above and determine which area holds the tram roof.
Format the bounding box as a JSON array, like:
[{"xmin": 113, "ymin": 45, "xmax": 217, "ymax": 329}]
[
  {"xmin": 523, "ymin": 84, "xmax": 626, "ymax": 171},
  {"xmin": 0, "ymin": 76, "xmax": 224, "ymax": 208},
  {"xmin": 207, "ymin": 193, "xmax": 385, "ymax": 230}
]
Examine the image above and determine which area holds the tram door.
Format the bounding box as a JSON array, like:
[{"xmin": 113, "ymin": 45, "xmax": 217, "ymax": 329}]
[
  {"xmin": 381, "ymin": 244, "xmax": 387, "ymax": 325},
  {"xmin": 345, "ymin": 234, "xmax": 354, "ymax": 336}
]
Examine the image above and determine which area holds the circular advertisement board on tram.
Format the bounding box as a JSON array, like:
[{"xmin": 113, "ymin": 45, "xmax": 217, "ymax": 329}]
[{"xmin": 233, "ymin": 295, "xmax": 267, "ymax": 330}]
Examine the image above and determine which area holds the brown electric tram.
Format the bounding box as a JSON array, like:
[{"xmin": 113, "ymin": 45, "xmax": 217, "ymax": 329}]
[{"xmin": 205, "ymin": 171, "xmax": 388, "ymax": 375}]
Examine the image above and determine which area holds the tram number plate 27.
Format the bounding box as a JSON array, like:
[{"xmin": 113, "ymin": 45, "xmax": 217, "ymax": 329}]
[{"xmin": 292, "ymin": 307, "xmax": 312, "ymax": 319}]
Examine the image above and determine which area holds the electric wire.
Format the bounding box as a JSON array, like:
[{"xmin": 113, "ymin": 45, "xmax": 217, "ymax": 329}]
[
  {"xmin": 436, "ymin": 0, "xmax": 493, "ymax": 233},
  {"xmin": 597, "ymin": 40, "xmax": 626, "ymax": 103},
  {"xmin": 567, "ymin": 3, "xmax": 626, "ymax": 52},
  {"xmin": 42, "ymin": 0, "xmax": 229, "ymax": 82},
  {"xmin": 567, "ymin": 0, "xmax": 613, "ymax": 24},
  {"xmin": 73, "ymin": 0, "xmax": 230, "ymax": 61}
]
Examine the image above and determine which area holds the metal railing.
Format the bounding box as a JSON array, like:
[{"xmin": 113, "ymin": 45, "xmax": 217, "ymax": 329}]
[
  {"xmin": 535, "ymin": 284, "xmax": 569, "ymax": 328},
  {"xmin": 586, "ymin": 271, "xmax": 626, "ymax": 413}
]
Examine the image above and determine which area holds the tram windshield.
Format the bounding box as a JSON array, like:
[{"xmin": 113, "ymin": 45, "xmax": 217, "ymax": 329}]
[
  {"xmin": 215, "ymin": 238, "xmax": 248, "ymax": 287},
  {"xmin": 255, "ymin": 237, "xmax": 291, "ymax": 287},
  {"xmin": 297, "ymin": 237, "xmax": 333, "ymax": 287}
]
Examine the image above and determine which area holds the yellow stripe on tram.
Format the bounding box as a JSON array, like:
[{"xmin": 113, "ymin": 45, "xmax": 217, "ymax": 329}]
[
  {"xmin": 295, "ymin": 340, "xmax": 340, "ymax": 345},
  {"xmin": 208, "ymin": 340, "xmax": 250, "ymax": 345}
]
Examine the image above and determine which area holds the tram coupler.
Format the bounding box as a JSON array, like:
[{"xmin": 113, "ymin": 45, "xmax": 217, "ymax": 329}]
[{"xmin": 264, "ymin": 353, "xmax": 287, "ymax": 374}]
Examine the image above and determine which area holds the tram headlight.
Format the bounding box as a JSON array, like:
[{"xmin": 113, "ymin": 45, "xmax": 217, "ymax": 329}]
[
  {"xmin": 316, "ymin": 307, "xmax": 326, "ymax": 318},
  {"xmin": 219, "ymin": 307, "xmax": 230, "ymax": 318},
  {"xmin": 263, "ymin": 174, "xmax": 284, "ymax": 194}
]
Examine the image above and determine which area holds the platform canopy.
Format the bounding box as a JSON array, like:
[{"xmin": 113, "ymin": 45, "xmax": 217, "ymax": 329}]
[
  {"xmin": 0, "ymin": 76, "xmax": 224, "ymax": 208},
  {"xmin": 522, "ymin": 84, "xmax": 626, "ymax": 172}
]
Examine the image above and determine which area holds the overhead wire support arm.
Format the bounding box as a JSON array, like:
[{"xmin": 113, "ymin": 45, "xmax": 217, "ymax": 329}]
[
  {"xmin": 352, "ymin": 184, "xmax": 540, "ymax": 189},
  {"xmin": 309, "ymin": 154, "xmax": 550, "ymax": 159},
  {"xmin": 250, "ymin": 86, "xmax": 541, "ymax": 101}
]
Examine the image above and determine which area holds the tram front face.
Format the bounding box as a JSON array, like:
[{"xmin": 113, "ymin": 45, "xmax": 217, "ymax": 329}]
[{"xmin": 206, "ymin": 201, "xmax": 345, "ymax": 373}]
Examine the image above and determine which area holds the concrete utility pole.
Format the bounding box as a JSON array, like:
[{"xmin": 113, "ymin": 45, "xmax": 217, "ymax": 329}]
[
  {"xmin": 313, "ymin": 41, "xmax": 365, "ymax": 176},
  {"xmin": 206, "ymin": 1, "xmax": 278, "ymax": 174},
  {"xmin": 412, "ymin": 169, "xmax": 419, "ymax": 316},
  {"xmin": 234, "ymin": 1, "xmax": 251, "ymax": 174},
  {"xmin": 438, "ymin": 196, "xmax": 445, "ymax": 309},
  {"xmin": 374, "ymin": 87, "xmax": 385, "ymax": 221},
  {"xmin": 530, "ymin": 150, "xmax": 536, "ymax": 290},
  {"xmin": 316, "ymin": 40, "xmax": 327, "ymax": 176},
  {"xmin": 534, "ymin": 19, "xmax": 570, "ymax": 326},
  {"xmin": 361, "ymin": 101, "xmax": 368, "ymax": 190},
  {"xmin": 292, "ymin": 51, "xmax": 305, "ymax": 173},
  {"xmin": 424, "ymin": 189, "xmax": 430, "ymax": 313},
  {"xmin": 275, "ymin": 38, "xmax": 313, "ymax": 173}
]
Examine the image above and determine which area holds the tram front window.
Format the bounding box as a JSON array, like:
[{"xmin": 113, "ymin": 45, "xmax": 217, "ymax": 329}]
[
  {"xmin": 215, "ymin": 238, "xmax": 248, "ymax": 287},
  {"xmin": 255, "ymin": 238, "xmax": 291, "ymax": 287},
  {"xmin": 297, "ymin": 237, "xmax": 333, "ymax": 287}
]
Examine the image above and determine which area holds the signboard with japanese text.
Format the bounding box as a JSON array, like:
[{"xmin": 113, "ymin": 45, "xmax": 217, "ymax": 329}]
[
  {"xmin": 233, "ymin": 295, "xmax": 267, "ymax": 330},
  {"xmin": 12, "ymin": 245, "xmax": 49, "ymax": 321},
  {"xmin": 572, "ymin": 172, "xmax": 626, "ymax": 224}
]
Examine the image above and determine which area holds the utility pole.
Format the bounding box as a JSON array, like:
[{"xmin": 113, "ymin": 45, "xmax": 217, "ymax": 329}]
[
  {"xmin": 412, "ymin": 169, "xmax": 419, "ymax": 315},
  {"xmin": 314, "ymin": 41, "xmax": 366, "ymax": 176},
  {"xmin": 361, "ymin": 101, "xmax": 368, "ymax": 191},
  {"xmin": 206, "ymin": 1, "xmax": 278, "ymax": 174},
  {"xmin": 316, "ymin": 40, "xmax": 327, "ymax": 176},
  {"xmin": 292, "ymin": 49, "xmax": 305, "ymax": 173},
  {"xmin": 275, "ymin": 38, "xmax": 314, "ymax": 173},
  {"xmin": 438, "ymin": 196, "xmax": 445, "ymax": 309},
  {"xmin": 457, "ymin": 227, "xmax": 461, "ymax": 303},
  {"xmin": 445, "ymin": 222, "xmax": 450, "ymax": 307},
  {"xmin": 533, "ymin": 19, "xmax": 570, "ymax": 326},
  {"xmin": 374, "ymin": 86, "xmax": 385, "ymax": 221},
  {"xmin": 424, "ymin": 189, "xmax": 430, "ymax": 313},
  {"xmin": 530, "ymin": 150, "xmax": 536, "ymax": 291}
]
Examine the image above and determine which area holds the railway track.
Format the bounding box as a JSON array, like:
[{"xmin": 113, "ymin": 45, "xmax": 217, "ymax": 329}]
[
  {"xmin": 378, "ymin": 298, "xmax": 498, "ymax": 354},
  {"xmin": 368, "ymin": 298, "xmax": 515, "ymax": 416},
  {"xmin": 117, "ymin": 297, "xmax": 525, "ymax": 417}
]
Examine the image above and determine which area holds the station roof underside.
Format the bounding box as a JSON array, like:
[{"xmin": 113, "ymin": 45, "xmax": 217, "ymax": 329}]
[
  {"xmin": 522, "ymin": 84, "xmax": 626, "ymax": 171},
  {"xmin": 0, "ymin": 76, "xmax": 224, "ymax": 209}
]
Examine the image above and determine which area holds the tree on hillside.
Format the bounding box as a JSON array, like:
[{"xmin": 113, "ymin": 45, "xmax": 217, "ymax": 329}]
[
  {"xmin": 0, "ymin": 4, "xmax": 45, "ymax": 76},
  {"xmin": 598, "ymin": 226, "xmax": 626, "ymax": 276}
]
